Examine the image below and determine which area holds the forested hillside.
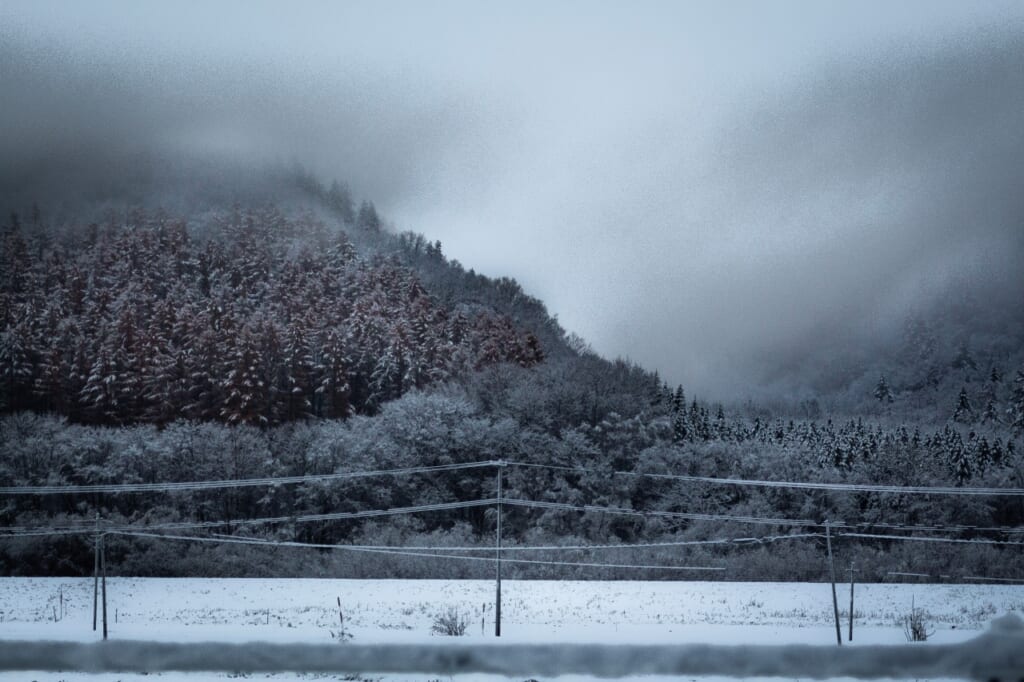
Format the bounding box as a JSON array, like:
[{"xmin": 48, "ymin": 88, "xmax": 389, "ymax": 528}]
[
  {"xmin": 2, "ymin": 170, "xmax": 1023, "ymax": 581},
  {"xmin": 0, "ymin": 202, "xmax": 541, "ymax": 425}
]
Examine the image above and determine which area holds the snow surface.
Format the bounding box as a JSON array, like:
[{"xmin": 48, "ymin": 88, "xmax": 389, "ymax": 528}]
[{"xmin": 1, "ymin": 578, "xmax": 1021, "ymax": 680}]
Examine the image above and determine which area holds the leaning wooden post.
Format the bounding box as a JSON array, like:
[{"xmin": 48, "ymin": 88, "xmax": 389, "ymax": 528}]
[
  {"xmin": 825, "ymin": 521, "xmax": 841, "ymax": 646},
  {"xmin": 92, "ymin": 514, "xmax": 100, "ymax": 632},
  {"xmin": 495, "ymin": 461, "xmax": 504, "ymax": 637},
  {"xmin": 100, "ymin": 533, "xmax": 108, "ymax": 640}
]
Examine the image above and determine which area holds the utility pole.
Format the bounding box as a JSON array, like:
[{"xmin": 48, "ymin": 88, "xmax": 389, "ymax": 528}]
[
  {"xmin": 848, "ymin": 561, "xmax": 856, "ymax": 642},
  {"xmin": 101, "ymin": 533, "xmax": 108, "ymax": 641},
  {"xmin": 825, "ymin": 521, "xmax": 841, "ymax": 646},
  {"xmin": 92, "ymin": 513, "xmax": 100, "ymax": 632},
  {"xmin": 495, "ymin": 461, "xmax": 503, "ymax": 637}
]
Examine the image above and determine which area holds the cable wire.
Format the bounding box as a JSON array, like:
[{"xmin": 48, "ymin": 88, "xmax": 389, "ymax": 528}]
[
  {"xmin": 0, "ymin": 461, "xmax": 496, "ymax": 496},
  {"xmin": 506, "ymin": 460, "xmax": 1024, "ymax": 496},
  {"xmin": 338, "ymin": 532, "xmax": 826, "ymax": 552},
  {"xmin": 111, "ymin": 530, "xmax": 725, "ymax": 572},
  {"xmin": 0, "ymin": 499, "xmax": 498, "ymax": 538},
  {"xmin": 839, "ymin": 531, "xmax": 1024, "ymax": 547},
  {"xmin": 501, "ymin": 497, "xmax": 818, "ymax": 527}
]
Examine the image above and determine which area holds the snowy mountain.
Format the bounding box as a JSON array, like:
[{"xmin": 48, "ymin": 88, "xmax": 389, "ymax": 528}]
[{"xmin": 1, "ymin": 166, "xmax": 1023, "ymax": 580}]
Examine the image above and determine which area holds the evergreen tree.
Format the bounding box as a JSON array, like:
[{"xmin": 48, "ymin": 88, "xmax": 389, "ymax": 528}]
[
  {"xmin": 672, "ymin": 385, "xmax": 684, "ymax": 413},
  {"xmin": 1008, "ymin": 370, "xmax": 1024, "ymax": 436},
  {"xmin": 982, "ymin": 398, "xmax": 1001, "ymax": 424},
  {"xmin": 873, "ymin": 375, "xmax": 894, "ymax": 403},
  {"xmin": 953, "ymin": 387, "xmax": 974, "ymax": 423},
  {"xmin": 0, "ymin": 322, "xmax": 34, "ymax": 411},
  {"xmin": 952, "ymin": 342, "xmax": 977, "ymax": 371},
  {"xmin": 79, "ymin": 347, "xmax": 119, "ymax": 423},
  {"xmin": 312, "ymin": 328, "xmax": 350, "ymax": 419},
  {"xmin": 357, "ymin": 201, "xmax": 381, "ymax": 231},
  {"xmin": 279, "ymin": 323, "xmax": 314, "ymax": 422},
  {"xmin": 220, "ymin": 327, "xmax": 269, "ymax": 425},
  {"xmin": 2, "ymin": 214, "xmax": 30, "ymax": 295},
  {"xmin": 327, "ymin": 180, "xmax": 355, "ymax": 225},
  {"xmin": 948, "ymin": 430, "xmax": 971, "ymax": 484}
]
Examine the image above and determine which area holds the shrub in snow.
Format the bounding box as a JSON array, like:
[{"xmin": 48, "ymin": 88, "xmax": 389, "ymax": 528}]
[
  {"xmin": 902, "ymin": 598, "xmax": 934, "ymax": 642},
  {"xmin": 431, "ymin": 607, "xmax": 468, "ymax": 636}
]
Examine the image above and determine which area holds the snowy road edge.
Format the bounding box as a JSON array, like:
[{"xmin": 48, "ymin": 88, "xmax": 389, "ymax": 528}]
[{"xmin": 1, "ymin": 614, "xmax": 1023, "ymax": 681}]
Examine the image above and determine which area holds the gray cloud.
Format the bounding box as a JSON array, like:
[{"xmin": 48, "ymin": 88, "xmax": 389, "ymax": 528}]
[{"xmin": 3, "ymin": 1, "xmax": 1023, "ymax": 401}]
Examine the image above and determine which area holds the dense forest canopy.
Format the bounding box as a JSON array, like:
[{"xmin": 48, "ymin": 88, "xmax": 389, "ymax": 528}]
[
  {"xmin": 2, "ymin": 166, "xmax": 1024, "ymax": 580},
  {"xmin": 0, "ymin": 202, "xmax": 542, "ymax": 424}
]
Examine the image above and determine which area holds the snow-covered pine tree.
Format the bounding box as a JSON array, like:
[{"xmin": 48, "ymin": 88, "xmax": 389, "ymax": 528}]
[
  {"xmin": 873, "ymin": 375, "xmax": 894, "ymax": 403},
  {"xmin": 0, "ymin": 322, "xmax": 34, "ymax": 412},
  {"xmin": 953, "ymin": 386, "xmax": 974, "ymax": 424},
  {"xmin": 982, "ymin": 398, "xmax": 1001, "ymax": 424},
  {"xmin": 220, "ymin": 326, "xmax": 269, "ymax": 425},
  {"xmin": 313, "ymin": 328, "xmax": 350, "ymax": 419},
  {"xmin": 279, "ymin": 323, "xmax": 314, "ymax": 422},
  {"xmin": 1008, "ymin": 370, "xmax": 1024, "ymax": 436},
  {"xmin": 949, "ymin": 431, "xmax": 972, "ymax": 484}
]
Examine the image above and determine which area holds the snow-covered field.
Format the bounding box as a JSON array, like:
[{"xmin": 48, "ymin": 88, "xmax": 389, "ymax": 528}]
[{"xmin": 1, "ymin": 577, "xmax": 1021, "ymax": 680}]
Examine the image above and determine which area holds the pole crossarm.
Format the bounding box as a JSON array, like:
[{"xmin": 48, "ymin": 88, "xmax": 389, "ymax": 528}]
[{"xmin": 1, "ymin": 614, "xmax": 1022, "ymax": 679}]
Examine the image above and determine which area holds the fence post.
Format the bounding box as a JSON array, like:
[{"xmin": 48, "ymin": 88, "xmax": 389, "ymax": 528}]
[
  {"xmin": 495, "ymin": 461, "xmax": 503, "ymax": 637},
  {"xmin": 825, "ymin": 521, "xmax": 841, "ymax": 646}
]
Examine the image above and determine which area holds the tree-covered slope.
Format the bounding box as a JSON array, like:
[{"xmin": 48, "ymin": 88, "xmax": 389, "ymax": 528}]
[
  {"xmin": 1, "ymin": 168, "xmax": 1023, "ymax": 580},
  {"xmin": 0, "ymin": 201, "xmax": 542, "ymax": 425}
]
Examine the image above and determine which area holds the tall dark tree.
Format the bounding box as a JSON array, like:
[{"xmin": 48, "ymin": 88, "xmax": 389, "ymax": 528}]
[
  {"xmin": 1008, "ymin": 370, "xmax": 1024, "ymax": 436},
  {"xmin": 0, "ymin": 322, "xmax": 34, "ymax": 411},
  {"xmin": 952, "ymin": 341, "xmax": 977, "ymax": 371},
  {"xmin": 953, "ymin": 386, "xmax": 974, "ymax": 424},
  {"xmin": 357, "ymin": 201, "xmax": 381, "ymax": 232},
  {"xmin": 327, "ymin": 180, "xmax": 355, "ymax": 225},
  {"xmin": 873, "ymin": 375, "xmax": 894, "ymax": 403}
]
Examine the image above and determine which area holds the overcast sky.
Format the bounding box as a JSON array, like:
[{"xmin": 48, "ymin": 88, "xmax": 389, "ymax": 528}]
[{"xmin": 3, "ymin": 1, "xmax": 1024, "ymax": 400}]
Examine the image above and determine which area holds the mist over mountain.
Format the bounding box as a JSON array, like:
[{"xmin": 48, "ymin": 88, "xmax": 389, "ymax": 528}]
[{"xmin": 4, "ymin": 1, "xmax": 1024, "ymax": 402}]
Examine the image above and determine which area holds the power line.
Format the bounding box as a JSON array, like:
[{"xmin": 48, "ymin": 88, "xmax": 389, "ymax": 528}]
[
  {"xmin": 839, "ymin": 531, "xmax": 1024, "ymax": 547},
  {"xmin": 0, "ymin": 499, "xmax": 498, "ymax": 538},
  {"xmin": 842, "ymin": 520, "xmax": 1024, "ymax": 535},
  {"xmin": 502, "ymin": 497, "xmax": 818, "ymax": 527},
  {"xmin": 111, "ymin": 530, "xmax": 725, "ymax": 572},
  {"xmin": 887, "ymin": 571, "xmax": 1024, "ymax": 583},
  {"xmin": 962, "ymin": 575, "xmax": 1024, "ymax": 583},
  {"xmin": 6, "ymin": 493, "xmax": 1024, "ymax": 540},
  {"xmin": 341, "ymin": 532, "xmax": 826, "ymax": 552},
  {"xmin": 887, "ymin": 571, "xmax": 932, "ymax": 578},
  {"xmin": 0, "ymin": 461, "xmax": 496, "ymax": 496},
  {"xmin": 10, "ymin": 456, "xmax": 1023, "ymax": 498},
  {"xmin": 505, "ymin": 460, "xmax": 1024, "ymax": 496}
]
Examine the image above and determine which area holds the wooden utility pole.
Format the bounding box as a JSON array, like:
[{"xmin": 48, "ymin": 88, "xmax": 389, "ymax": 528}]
[
  {"xmin": 825, "ymin": 521, "xmax": 841, "ymax": 646},
  {"xmin": 848, "ymin": 561, "xmax": 856, "ymax": 642},
  {"xmin": 495, "ymin": 461, "xmax": 503, "ymax": 637},
  {"xmin": 92, "ymin": 514, "xmax": 100, "ymax": 632},
  {"xmin": 101, "ymin": 533, "xmax": 108, "ymax": 640}
]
